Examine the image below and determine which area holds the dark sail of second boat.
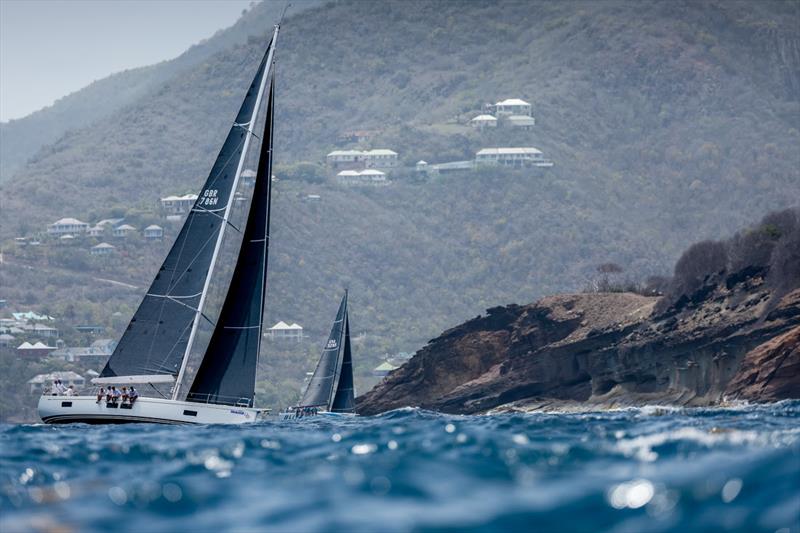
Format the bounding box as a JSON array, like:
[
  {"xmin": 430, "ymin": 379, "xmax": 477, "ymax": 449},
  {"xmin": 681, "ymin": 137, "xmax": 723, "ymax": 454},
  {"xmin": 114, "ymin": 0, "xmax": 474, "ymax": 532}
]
[{"xmin": 298, "ymin": 292, "xmax": 356, "ymax": 414}]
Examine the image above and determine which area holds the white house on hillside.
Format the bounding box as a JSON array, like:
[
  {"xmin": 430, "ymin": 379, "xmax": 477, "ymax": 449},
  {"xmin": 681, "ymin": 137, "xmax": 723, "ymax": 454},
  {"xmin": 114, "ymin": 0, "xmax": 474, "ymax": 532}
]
[
  {"xmin": 507, "ymin": 115, "xmax": 536, "ymax": 129},
  {"xmin": 336, "ymin": 169, "xmax": 388, "ymax": 186},
  {"xmin": 88, "ymin": 225, "xmax": 106, "ymax": 237},
  {"xmin": 363, "ymin": 149, "xmax": 398, "ymax": 168},
  {"xmin": 476, "ymin": 147, "xmax": 552, "ymax": 167},
  {"xmin": 265, "ymin": 321, "xmax": 303, "ymax": 341},
  {"xmin": 17, "ymin": 341, "xmax": 56, "ymax": 358},
  {"xmin": 47, "ymin": 218, "xmax": 89, "ymax": 236},
  {"xmin": 113, "ymin": 224, "xmax": 136, "ymax": 238},
  {"xmin": 24, "ymin": 323, "xmax": 59, "ymax": 338},
  {"xmin": 144, "ymin": 225, "xmax": 164, "ymax": 241},
  {"xmin": 470, "ymin": 114, "xmax": 498, "ymax": 129},
  {"xmin": 160, "ymin": 194, "xmax": 198, "ymax": 215},
  {"xmin": 326, "ymin": 149, "xmax": 398, "ymax": 170},
  {"xmin": 91, "ymin": 242, "xmax": 115, "ymax": 256},
  {"xmin": 326, "ymin": 150, "xmax": 364, "ymax": 168},
  {"xmin": 494, "ymin": 98, "xmax": 532, "ymax": 117}
]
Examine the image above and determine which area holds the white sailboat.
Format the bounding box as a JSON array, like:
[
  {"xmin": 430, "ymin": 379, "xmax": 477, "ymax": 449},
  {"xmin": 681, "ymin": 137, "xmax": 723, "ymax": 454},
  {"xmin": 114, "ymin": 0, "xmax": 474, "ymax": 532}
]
[{"xmin": 39, "ymin": 24, "xmax": 282, "ymax": 425}]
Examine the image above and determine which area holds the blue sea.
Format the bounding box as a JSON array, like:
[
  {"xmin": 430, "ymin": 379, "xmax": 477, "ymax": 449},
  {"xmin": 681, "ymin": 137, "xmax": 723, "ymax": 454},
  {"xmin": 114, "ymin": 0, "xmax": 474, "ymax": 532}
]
[{"xmin": 1, "ymin": 402, "xmax": 798, "ymax": 533}]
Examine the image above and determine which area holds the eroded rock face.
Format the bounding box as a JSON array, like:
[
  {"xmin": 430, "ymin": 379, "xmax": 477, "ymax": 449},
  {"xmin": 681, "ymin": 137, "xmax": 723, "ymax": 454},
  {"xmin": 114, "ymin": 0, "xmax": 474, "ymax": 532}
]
[
  {"xmin": 357, "ymin": 270, "xmax": 800, "ymax": 415},
  {"xmin": 725, "ymin": 326, "xmax": 800, "ymax": 401}
]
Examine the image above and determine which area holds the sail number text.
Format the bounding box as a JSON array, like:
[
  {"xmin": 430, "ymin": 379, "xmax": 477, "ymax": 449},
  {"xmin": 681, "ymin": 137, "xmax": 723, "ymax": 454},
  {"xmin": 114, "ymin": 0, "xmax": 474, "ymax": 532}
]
[{"xmin": 201, "ymin": 189, "xmax": 219, "ymax": 206}]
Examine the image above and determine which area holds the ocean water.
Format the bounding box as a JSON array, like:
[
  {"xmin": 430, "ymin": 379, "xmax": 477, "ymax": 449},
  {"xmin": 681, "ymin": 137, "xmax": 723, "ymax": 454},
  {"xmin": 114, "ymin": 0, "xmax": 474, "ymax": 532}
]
[{"xmin": 1, "ymin": 402, "xmax": 798, "ymax": 533}]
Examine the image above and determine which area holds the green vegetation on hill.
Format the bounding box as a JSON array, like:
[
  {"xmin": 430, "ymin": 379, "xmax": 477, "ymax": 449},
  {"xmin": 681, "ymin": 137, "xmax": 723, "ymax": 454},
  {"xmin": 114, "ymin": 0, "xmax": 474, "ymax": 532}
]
[
  {"xmin": 0, "ymin": 1, "xmax": 322, "ymax": 181},
  {"xmin": 1, "ymin": 0, "xmax": 799, "ymax": 419}
]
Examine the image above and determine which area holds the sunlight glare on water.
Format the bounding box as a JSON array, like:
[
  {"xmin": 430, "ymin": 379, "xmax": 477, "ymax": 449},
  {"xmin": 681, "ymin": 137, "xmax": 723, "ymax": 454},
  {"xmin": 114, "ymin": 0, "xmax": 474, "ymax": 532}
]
[{"xmin": 1, "ymin": 402, "xmax": 798, "ymax": 532}]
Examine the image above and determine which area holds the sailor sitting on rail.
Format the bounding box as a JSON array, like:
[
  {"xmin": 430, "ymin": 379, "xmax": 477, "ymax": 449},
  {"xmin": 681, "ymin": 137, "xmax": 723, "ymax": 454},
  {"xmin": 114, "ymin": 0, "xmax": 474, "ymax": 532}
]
[
  {"xmin": 128, "ymin": 387, "xmax": 139, "ymax": 405},
  {"xmin": 96, "ymin": 387, "xmax": 106, "ymax": 403},
  {"xmin": 106, "ymin": 386, "xmax": 120, "ymax": 405}
]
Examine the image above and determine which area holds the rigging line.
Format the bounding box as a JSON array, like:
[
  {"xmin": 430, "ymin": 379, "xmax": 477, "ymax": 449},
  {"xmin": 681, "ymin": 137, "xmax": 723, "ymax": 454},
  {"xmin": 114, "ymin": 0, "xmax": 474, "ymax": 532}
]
[
  {"xmin": 148, "ymin": 383, "xmax": 168, "ymax": 399},
  {"xmin": 163, "ymin": 225, "xmax": 221, "ymax": 295},
  {"xmin": 234, "ymin": 121, "xmax": 262, "ymax": 140},
  {"xmin": 141, "ymin": 129, "xmax": 247, "ymax": 359},
  {"xmin": 278, "ymin": 2, "xmax": 290, "ymax": 25},
  {"xmin": 191, "ymin": 204, "xmax": 243, "ymax": 233},
  {"xmin": 148, "ymin": 319, "xmax": 195, "ymax": 379},
  {"xmin": 143, "ymin": 200, "xmax": 202, "ymax": 363},
  {"xmin": 191, "ymin": 206, "xmax": 227, "ymax": 213},
  {"xmin": 147, "ymin": 292, "xmax": 203, "ymax": 300},
  {"xmin": 162, "ymin": 295, "xmax": 201, "ymax": 314},
  {"xmin": 162, "ymin": 137, "xmax": 256, "ymax": 294},
  {"xmin": 134, "ymin": 69, "xmax": 253, "ymax": 364},
  {"xmin": 198, "ymin": 123, "xmax": 249, "ymax": 192}
]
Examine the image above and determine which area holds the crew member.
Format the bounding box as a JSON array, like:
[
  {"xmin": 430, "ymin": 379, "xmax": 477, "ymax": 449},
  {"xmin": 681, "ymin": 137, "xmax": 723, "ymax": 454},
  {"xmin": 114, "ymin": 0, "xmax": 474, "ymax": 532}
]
[{"xmin": 128, "ymin": 386, "xmax": 139, "ymax": 405}]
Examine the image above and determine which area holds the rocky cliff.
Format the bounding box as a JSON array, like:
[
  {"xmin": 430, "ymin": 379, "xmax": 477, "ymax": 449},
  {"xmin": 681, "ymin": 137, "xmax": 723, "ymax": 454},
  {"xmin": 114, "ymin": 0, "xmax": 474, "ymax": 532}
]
[{"xmin": 357, "ymin": 266, "xmax": 800, "ymax": 415}]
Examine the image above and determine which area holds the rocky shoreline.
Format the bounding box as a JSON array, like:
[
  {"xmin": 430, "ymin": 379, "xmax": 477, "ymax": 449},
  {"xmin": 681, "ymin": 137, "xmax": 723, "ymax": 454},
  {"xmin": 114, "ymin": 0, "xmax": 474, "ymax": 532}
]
[{"xmin": 357, "ymin": 266, "xmax": 799, "ymax": 415}]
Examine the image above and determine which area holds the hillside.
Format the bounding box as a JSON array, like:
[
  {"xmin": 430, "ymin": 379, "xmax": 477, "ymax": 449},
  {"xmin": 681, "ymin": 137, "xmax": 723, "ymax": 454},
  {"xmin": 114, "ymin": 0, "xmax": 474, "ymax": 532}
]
[
  {"xmin": 358, "ymin": 208, "xmax": 800, "ymax": 414},
  {"xmin": 0, "ymin": 0, "xmax": 322, "ymax": 181},
  {"xmin": 1, "ymin": 0, "xmax": 799, "ymax": 413}
]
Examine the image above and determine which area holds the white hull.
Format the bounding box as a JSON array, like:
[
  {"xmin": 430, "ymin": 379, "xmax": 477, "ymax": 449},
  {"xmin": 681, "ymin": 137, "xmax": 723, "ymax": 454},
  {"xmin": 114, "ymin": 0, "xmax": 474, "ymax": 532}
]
[
  {"xmin": 279, "ymin": 410, "xmax": 356, "ymax": 421},
  {"xmin": 38, "ymin": 395, "xmax": 265, "ymax": 425}
]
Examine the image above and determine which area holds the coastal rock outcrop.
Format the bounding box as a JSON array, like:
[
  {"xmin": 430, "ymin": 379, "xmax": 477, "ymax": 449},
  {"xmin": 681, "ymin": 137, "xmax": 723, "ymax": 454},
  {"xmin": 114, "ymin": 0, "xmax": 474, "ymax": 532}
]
[{"xmin": 357, "ymin": 268, "xmax": 800, "ymax": 415}]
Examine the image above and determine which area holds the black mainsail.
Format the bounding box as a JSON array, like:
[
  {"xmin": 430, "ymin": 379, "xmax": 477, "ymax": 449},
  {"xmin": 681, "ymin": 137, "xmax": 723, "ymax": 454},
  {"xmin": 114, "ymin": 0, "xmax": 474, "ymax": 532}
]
[
  {"xmin": 98, "ymin": 29, "xmax": 279, "ymax": 405},
  {"xmin": 299, "ymin": 292, "xmax": 356, "ymax": 413},
  {"xmin": 187, "ymin": 73, "xmax": 275, "ymax": 407}
]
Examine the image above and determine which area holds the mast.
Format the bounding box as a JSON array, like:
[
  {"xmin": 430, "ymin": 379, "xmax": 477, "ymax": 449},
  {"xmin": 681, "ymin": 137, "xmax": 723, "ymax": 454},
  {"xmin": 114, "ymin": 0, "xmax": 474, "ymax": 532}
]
[
  {"xmin": 99, "ymin": 34, "xmax": 276, "ymax": 385},
  {"xmin": 173, "ymin": 25, "xmax": 280, "ymax": 400},
  {"xmin": 186, "ymin": 70, "xmax": 275, "ymax": 407}
]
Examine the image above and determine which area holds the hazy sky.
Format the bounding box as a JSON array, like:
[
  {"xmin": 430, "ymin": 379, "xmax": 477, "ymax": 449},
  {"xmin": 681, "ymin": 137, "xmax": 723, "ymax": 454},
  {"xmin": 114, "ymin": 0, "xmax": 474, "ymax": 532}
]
[{"xmin": 0, "ymin": 0, "xmax": 253, "ymax": 122}]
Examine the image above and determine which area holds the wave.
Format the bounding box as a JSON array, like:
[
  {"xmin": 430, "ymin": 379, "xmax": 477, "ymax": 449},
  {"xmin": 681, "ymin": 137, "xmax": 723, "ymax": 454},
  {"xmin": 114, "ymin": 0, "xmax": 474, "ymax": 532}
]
[{"xmin": 1, "ymin": 402, "xmax": 798, "ymax": 532}]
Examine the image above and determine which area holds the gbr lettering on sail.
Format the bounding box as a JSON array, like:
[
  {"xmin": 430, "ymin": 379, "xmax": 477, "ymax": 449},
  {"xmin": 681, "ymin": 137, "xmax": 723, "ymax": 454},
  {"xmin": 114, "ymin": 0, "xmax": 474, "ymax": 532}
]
[{"xmin": 200, "ymin": 189, "xmax": 219, "ymax": 207}]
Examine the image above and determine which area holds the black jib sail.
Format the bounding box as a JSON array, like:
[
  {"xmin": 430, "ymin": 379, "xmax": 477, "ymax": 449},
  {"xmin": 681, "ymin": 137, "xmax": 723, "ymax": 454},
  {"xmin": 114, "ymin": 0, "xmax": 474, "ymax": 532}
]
[
  {"xmin": 299, "ymin": 292, "xmax": 356, "ymax": 412},
  {"xmin": 99, "ymin": 37, "xmax": 275, "ymax": 389},
  {"xmin": 187, "ymin": 73, "xmax": 275, "ymax": 407}
]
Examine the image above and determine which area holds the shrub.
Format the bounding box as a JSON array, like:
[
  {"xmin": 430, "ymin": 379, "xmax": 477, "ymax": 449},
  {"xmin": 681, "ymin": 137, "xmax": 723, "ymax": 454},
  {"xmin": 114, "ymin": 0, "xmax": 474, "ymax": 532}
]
[{"xmin": 656, "ymin": 239, "xmax": 728, "ymax": 312}]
